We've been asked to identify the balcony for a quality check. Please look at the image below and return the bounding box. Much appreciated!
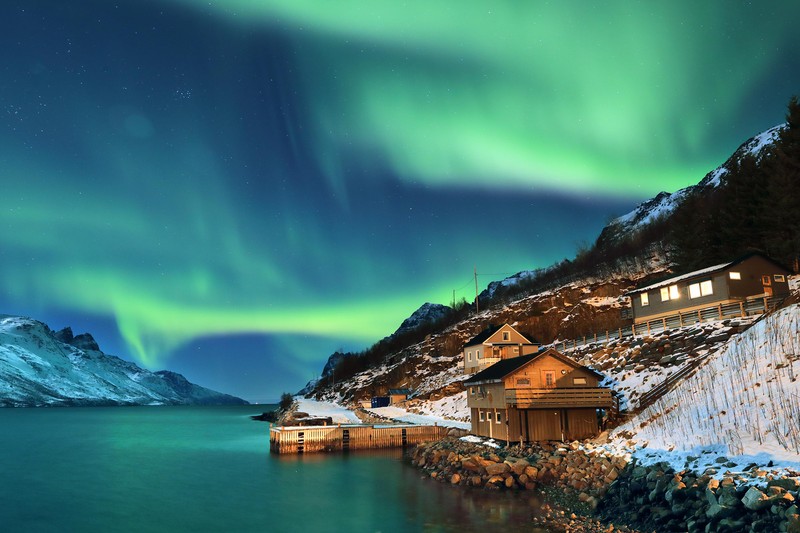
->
[505,388,613,409]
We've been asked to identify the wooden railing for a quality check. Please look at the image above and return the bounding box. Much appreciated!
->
[505,387,614,408]
[555,296,783,352]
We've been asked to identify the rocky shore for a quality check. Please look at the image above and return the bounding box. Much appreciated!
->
[412,437,800,533]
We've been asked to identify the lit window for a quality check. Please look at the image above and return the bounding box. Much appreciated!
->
[689,283,701,299]
[573,377,587,385]
[479,410,484,422]
[762,276,771,286]
[700,280,713,296]
[496,412,502,424]
[729,272,741,280]
[660,285,679,301]
[502,331,510,341]
[641,293,649,306]
[775,274,786,282]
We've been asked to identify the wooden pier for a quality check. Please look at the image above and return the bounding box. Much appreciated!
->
[269,424,448,454]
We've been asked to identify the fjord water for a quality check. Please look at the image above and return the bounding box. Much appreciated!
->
[0,405,546,532]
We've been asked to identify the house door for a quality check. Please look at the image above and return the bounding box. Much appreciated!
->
[762,275,773,297]
[526,410,562,441]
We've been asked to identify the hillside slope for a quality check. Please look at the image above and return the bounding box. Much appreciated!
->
[0,315,247,407]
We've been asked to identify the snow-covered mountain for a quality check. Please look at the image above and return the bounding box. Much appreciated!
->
[0,315,247,407]
[598,124,785,245]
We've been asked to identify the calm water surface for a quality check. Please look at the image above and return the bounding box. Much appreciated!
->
[0,405,548,532]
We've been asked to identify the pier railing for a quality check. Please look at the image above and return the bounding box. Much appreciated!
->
[269,424,448,454]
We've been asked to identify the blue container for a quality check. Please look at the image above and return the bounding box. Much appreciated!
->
[370,397,390,408]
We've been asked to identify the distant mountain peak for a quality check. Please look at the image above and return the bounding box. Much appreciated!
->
[0,315,247,407]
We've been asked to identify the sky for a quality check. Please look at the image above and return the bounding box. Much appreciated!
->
[1,1,798,403]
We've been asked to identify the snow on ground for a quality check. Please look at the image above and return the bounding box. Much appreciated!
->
[294,397,361,424]
[581,296,623,308]
[611,304,800,474]
[412,391,469,422]
[366,406,471,430]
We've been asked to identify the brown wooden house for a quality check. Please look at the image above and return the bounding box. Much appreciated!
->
[462,323,539,375]
[627,252,791,324]
[463,348,613,442]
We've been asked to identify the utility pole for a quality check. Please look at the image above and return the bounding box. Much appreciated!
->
[474,266,479,313]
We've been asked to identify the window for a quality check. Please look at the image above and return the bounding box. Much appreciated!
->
[476,350,481,359]
[502,331,510,341]
[729,272,741,280]
[775,274,786,282]
[688,280,713,299]
[573,377,587,385]
[661,285,679,301]
[641,293,649,306]
[479,410,484,422]
[701,280,713,296]
[513,347,519,353]
[470,387,475,396]
[762,276,772,286]
[516,378,530,386]
[467,351,472,362]
[496,412,502,424]
[543,370,556,387]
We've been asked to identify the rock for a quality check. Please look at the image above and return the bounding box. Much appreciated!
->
[485,463,511,476]
[771,478,800,491]
[450,473,461,484]
[743,486,771,511]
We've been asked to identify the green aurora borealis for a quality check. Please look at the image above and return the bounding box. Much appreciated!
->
[1,1,798,400]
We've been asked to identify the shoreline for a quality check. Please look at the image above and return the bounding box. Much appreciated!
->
[412,436,800,533]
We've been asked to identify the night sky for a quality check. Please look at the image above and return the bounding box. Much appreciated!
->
[1,1,798,402]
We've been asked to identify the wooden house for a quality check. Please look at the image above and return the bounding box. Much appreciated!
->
[388,389,412,405]
[627,252,791,325]
[463,348,613,442]
[462,323,539,375]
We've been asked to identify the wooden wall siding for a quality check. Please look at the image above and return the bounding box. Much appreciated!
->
[471,407,601,442]
[565,408,599,440]
[469,408,508,440]
[502,354,599,389]
[483,325,531,346]
[727,255,791,299]
[526,410,563,441]
[269,424,447,454]
[467,383,507,409]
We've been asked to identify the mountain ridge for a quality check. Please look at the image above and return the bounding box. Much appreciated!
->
[0,314,247,407]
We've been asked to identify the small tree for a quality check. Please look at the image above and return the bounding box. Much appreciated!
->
[279,392,293,411]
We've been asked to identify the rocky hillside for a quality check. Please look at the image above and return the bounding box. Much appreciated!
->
[309,276,646,405]
[0,314,247,407]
